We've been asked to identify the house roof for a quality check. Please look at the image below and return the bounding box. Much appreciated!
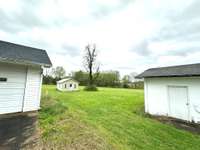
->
[0,40,52,67]
[57,78,79,84]
[136,63,200,78]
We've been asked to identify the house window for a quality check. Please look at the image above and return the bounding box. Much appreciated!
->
[65,84,67,88]
[74,84,76,88]
[70,84,72,87]
[0,78,7,82]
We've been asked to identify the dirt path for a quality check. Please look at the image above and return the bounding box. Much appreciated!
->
[0,112,39,150]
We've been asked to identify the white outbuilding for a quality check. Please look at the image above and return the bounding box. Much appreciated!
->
[137,63,200,123]
[57,78,79,91]
[0,40,52,115]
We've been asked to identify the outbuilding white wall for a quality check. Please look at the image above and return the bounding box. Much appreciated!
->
[0,62,42,114]
[23,66,42,112]
[57,80,79,91]
[144,77,200,123]
[0,63,26,114]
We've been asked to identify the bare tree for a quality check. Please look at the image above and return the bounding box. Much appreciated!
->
[83,44,100,86]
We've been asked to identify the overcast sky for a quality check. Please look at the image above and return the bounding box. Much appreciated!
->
[0,0,199,76]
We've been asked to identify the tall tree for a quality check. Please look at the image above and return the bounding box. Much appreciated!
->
[83,44,100,88]
[96,71,120,87]
[52,66,66,79]
[72,70,89,85]
[122,75,131,88]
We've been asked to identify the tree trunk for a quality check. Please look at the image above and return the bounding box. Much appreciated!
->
[89,64,93,85]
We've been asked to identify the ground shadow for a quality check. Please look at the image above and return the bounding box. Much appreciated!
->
[0,112,38,150]
[133,106,200,134]
[152,115,200,134]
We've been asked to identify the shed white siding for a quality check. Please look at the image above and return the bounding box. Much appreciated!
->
[144,77,200,123]
[0,62,43,114]
[23,66,42,112]
[0,63,26,114]
[57,79,79,91]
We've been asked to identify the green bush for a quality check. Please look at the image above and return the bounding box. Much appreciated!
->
[84,85,98,91]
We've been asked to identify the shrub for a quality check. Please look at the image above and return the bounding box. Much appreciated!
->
[84,85,98,91]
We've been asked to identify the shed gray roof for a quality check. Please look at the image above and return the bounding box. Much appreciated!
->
[57,78,79,84]
[0,40,52,67]
[136,63,200,78]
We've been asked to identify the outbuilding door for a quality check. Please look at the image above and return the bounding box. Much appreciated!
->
[0,63,26,114]
[168,86,189,121]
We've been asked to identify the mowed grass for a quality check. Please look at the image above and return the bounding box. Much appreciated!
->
[38,85,200,150]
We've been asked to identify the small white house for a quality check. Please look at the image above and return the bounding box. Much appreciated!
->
[137,63,200,123]
[57,78,79,91]
[0,40,52,115]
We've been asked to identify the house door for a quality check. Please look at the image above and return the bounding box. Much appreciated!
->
[69,83,73,90]
[168,86,189,121]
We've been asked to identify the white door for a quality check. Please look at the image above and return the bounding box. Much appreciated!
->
[23,67,42,112]
[69,83,73,90]
[168,86,189,121]
[0,63,26,114]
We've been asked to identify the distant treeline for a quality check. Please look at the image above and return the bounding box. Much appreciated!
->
[73,70,121,87]
[43,76,60,85]
[43,70,144,89]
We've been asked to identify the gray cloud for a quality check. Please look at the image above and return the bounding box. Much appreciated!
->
[0,0,69,33]
[166,46,200,57]
[155,0,200,42]
[170,0,200,22]
[132,0,200,58]
[59,44,80,57]
[90,0,132,18]
[0,0,133,33]
[0,1,45,33]
[155,20,200,42]
[131,40,151,56]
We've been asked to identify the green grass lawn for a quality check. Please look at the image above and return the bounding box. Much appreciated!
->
[39,85,200,150]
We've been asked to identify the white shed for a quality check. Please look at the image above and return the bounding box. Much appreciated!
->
[57,78,79,91]
[137,63,200,123]
[0,40,52,115]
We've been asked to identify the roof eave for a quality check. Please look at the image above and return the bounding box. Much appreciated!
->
[135,74,144,79]
[137,74,200,78]
[57,78,79,84]
[0,57,52,67]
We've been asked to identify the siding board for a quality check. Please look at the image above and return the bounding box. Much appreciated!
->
[23,66,42,112]
[0,62,42,114]
[145,77,200,123]
[0,63,26,114]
